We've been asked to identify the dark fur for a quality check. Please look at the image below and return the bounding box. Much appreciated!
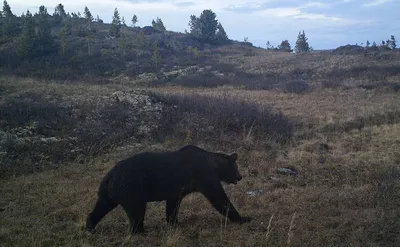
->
[86,145,250,234]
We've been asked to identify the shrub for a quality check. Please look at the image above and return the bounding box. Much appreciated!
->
[283,80,310,94]
[150,92,294,144]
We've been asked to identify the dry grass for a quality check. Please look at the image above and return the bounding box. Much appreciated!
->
[150,86,400,129]
[1,75,399,246]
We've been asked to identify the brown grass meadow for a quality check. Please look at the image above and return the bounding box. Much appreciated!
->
[1,50,400,247]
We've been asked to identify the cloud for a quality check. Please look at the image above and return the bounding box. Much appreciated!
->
[363,0,393,7]
[299,2,331,9]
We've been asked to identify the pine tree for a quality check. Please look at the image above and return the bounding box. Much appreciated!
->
[86,30,93,55]
[266,41,273,49]
[96,15,103,23]
[371,41,377,48]
[366,40,370,48]
[131,14,138,27]
[278,40,292,52]
[71,12,78,19]
[54,3,67,18]
[36,6,51,41]
[17,10,35,58]
[121,16,126,26]
[2,0,18,37]
[388,35,396,49]
[109,8,121,37]
[152,42,162,69]
[35,5,54,54]
[188,15,201,37]
[84,6,93,22]
[215,22,228,42]
[152,17,166,31]
[189,9,220,42]
[295,30,310,53]
[58,25,68,56]
[199,9,218,41]
[119,33,128,56]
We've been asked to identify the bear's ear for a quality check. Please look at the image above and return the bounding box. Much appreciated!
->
[229,153,238,161]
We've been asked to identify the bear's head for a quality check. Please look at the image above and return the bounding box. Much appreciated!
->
[214,152,243,185]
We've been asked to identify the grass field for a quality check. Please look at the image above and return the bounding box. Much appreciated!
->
[1,66,400,246]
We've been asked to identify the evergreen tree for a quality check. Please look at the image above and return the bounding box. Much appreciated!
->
[131,14,138,27]
[35,5,54,54]
[295,30,310,53]
[366,40,370,48]
[199,9,218,41]
[266,41,273,49]
[215,22,228,42]
[188,14,201,37]
[54,3,67,18]
[152,17,166,31]
[71,12,79,19]
[17,10,35,58]
[96,15,103,23]
[2,0,18,37]
[109,8,121,37]
[388,35,396,49]
[86,30,93,55]
[278,40,292,52]
[152,42,162,69]
[58,25,68,56]
[122,16,126,26]
[84,6,93,22]
[371,41,377,48]
[189,9,221,42]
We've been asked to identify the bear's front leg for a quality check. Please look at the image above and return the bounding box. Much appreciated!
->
[166,197,183,226]
[121,201,147,234]
[200,177,251,223]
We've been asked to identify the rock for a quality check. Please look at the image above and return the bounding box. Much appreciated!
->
[246,189,264,197]
[40,137,61,143]
[109,90,164,139]
[276,167,298,176]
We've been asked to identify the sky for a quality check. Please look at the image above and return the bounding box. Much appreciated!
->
[5,0,400,50]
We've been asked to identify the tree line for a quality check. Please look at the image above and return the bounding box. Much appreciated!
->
[0,0,397,65]
[0,1,230,56]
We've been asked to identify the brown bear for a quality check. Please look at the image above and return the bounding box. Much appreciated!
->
[85,145,251,235]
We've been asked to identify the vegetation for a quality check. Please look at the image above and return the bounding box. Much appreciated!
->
[277,40,292,52]
[152,17,166,32]
[295,30,311,53]
[188,9,229,44]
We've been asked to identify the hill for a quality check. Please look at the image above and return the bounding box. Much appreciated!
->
[1,2,399,92]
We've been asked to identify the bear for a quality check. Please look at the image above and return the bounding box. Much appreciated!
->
[85,145,251,235]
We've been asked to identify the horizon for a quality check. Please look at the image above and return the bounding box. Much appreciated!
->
[5,0,400,50]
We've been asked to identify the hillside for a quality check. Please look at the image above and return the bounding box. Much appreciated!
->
[1,3,399,92]
[1,76,400,246]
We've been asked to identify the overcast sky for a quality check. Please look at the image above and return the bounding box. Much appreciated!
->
[6,0,400,49]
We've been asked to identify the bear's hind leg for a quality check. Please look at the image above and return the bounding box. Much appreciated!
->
[86,195,118,233]
[166,197,183,226]
[121,201,147,235]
